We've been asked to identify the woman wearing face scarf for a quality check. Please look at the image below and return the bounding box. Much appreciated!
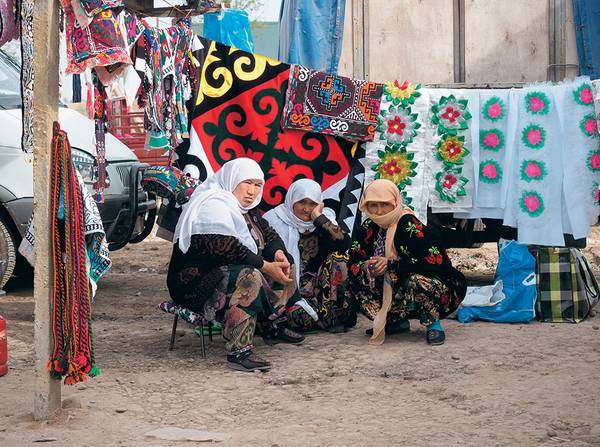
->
[263,179,353,332]
[168,158,304,372]
[346,179,466,346]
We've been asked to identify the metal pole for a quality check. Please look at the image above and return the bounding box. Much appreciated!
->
[32,0,62,421]
[453,0,466,83]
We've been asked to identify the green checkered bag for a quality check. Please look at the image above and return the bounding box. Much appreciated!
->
[535,248,600,323]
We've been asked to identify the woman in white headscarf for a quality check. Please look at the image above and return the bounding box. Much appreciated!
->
[263,179,352,332]
[346,179,466,346]
[168,158,304,372]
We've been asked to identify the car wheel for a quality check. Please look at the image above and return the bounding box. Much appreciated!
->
[0,215,17,290]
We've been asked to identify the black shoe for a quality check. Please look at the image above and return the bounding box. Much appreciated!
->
[365,320,410,336]
[426,329,446,346]
[263,327,305,345]
[227,350,271,372]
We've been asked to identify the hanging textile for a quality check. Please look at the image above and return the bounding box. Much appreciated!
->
[92,76,109,202]
[363,81,430,223]
[427,89,476,212]
[72,73,82,103]
[203,8,254,53]
[69,0,123,29]
[282,64,384,141]
[47,122,100,385]
[455,89,516,220]
[278,0,345,74]
[558,78,600,239]
[188,37,357,214]
[64,8,131,74]
[20,0,34,157]
[19,170,112,297]
[506,85,565,246]
[0,0,19,47]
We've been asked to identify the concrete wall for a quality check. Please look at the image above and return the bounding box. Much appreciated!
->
[339,0,580,84]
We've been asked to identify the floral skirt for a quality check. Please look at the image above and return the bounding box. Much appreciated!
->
[354,273,463,326]
[286,252,354,331]
[174,264,277,353]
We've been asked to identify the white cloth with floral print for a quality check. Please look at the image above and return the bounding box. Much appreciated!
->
[425,89,476,213]
[363,81,431,224]
[557,77,600,239]
[504,84,565,246]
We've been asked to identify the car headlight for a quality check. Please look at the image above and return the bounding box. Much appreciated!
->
[71,148,102,184]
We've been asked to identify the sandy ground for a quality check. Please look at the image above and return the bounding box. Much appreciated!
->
[1,228,599,446]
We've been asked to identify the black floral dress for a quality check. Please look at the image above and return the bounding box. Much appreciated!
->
[346,214,466,326]
[285,215,354,331]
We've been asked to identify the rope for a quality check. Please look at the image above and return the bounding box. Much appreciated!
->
[47,123,99,385]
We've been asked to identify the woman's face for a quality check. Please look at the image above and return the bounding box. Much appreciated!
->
[293,198,319,222]
[233,179,263,207]
[366,200,394,217]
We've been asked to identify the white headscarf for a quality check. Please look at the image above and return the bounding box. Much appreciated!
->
[263,179,337,284]
[174,158,264,254]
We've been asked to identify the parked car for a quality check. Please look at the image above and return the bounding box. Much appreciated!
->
[0,50,156,289]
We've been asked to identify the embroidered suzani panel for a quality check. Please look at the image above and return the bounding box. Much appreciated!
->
[282,65,384,141]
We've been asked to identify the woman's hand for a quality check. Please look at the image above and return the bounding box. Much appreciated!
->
[310,202,325,220]
[274,250,291,277]
[261,261,294,285]
[366,256,388,276]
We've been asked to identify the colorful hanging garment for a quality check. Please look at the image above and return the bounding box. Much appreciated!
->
[363,81,430,223]
[47,122,100,385]
[20,0,34,157]
[64,8,131,74]
[0,0,19,47]
[506,84,565,246]
[427,89,476,212]
[558,78,600,239]
[188,38,357,215]
[282,64,384,141]
[18,170,112,296]
[92,76,109,202]
[69,0,123,29]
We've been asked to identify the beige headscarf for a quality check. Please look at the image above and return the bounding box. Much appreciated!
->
[359,179,414,345]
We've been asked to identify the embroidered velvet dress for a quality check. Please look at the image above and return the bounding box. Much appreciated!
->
[346,214,467,326]
[285,214,354,331]
[167,208,296,354]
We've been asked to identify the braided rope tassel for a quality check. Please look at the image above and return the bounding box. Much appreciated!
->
[47,123,98,385]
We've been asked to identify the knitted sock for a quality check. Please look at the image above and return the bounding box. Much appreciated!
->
[427,320,443,332]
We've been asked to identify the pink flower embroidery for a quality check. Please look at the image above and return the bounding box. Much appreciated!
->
[580,87,593,105]
[524,194,541,213]
[585,118,597,136]
[591,153,600,170]
[482,163,498,179]
[525,162,542,178]
[528,96,545,113]
[527,128,542,146]
[487,103,502,119]
[483,132,500,149]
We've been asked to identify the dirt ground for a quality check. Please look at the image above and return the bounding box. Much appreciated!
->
[1,228,599,446]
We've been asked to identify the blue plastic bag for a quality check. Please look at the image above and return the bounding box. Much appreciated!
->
[203,9,254,53]
[457,240,536,323]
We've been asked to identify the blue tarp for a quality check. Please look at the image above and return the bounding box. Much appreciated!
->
[278,0,345,74]
[572,0,600,79]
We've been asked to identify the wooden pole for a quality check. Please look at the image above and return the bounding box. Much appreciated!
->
[32,0,62,420]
